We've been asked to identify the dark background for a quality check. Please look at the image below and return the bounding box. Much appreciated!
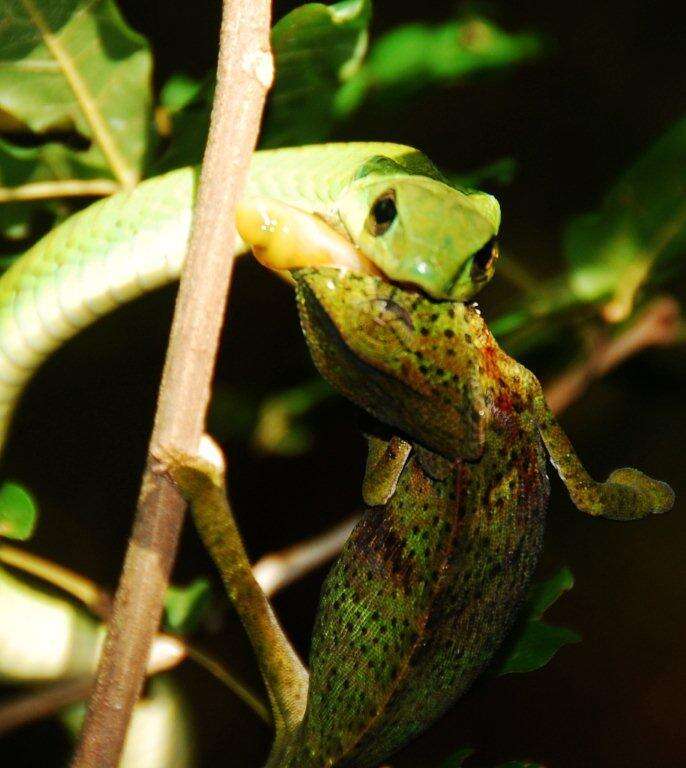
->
[3,1,686,766]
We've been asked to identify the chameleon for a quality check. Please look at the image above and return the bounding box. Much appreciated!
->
[260,267,673,767]
[0,142,673,765]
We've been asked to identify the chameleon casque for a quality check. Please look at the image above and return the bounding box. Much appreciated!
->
[0,143,673,766]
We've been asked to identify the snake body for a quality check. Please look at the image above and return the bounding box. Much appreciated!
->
[0,143,461,447]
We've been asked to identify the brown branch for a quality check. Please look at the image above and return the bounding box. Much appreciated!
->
[545,296,681,415]
[70,2,273,766]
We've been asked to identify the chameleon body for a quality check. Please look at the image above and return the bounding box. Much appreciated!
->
[278,270,549,767]
[0,143,498,448]
[268,269,672,767]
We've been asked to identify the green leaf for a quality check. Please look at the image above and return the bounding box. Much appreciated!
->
[159,73,205,115]
[336,16,543,115]
[0,0,153,184]
[164,577,212,635]
[566,116,686,320]
[0,481,38,540]
[496,568,581,675]
[262,0,371,147]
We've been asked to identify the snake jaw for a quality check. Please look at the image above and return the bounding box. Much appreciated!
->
[236,196,381,277]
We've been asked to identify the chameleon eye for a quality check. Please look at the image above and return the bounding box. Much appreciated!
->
[367,190,397,236]
[471,237,499,278]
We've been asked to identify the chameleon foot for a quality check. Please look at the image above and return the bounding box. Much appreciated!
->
[601,467,675,520]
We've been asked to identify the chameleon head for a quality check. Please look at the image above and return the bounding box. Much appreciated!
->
[335,156,501,301]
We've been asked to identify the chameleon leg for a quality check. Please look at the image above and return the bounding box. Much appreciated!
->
[159,437,309,742]
[530,390,674,520]
[362,433,412,506]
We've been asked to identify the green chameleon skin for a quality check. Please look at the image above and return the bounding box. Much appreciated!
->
[267,268,674,768]
[0,143,498,448]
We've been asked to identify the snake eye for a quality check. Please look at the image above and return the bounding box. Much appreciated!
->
[471,237,499,279]
[367,190,397,236]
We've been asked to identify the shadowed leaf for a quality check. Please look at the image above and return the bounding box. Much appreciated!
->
[565,116,686,320]
[496,568,581,675]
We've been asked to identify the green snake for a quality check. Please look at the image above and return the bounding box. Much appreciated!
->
[0,143,499,448]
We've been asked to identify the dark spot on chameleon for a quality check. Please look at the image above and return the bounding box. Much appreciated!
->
[371,610,380,621]
[415,349,424,359]
[435,367,445,376]
[360,625,368,635]
[464,332,472,343]
[448,307,455,318]
[419,364,429,374]
[346,621,354,631]
[444,328,455,338]
[446,348,455,356]
[420,327,429,336]
[430,313,439,321]
[412,524,420,534]
[422,503,429,511]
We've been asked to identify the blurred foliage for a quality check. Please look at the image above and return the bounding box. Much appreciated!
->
[335,16,543,115]
[0,481,37,540]
[164,577,212,635]
[62,675,197,768]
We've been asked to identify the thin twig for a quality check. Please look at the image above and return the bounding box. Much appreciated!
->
[545,296,681,415]
[254,515,359,597]
[71,2,273,765]
[0,179,119,203]
[185,645,271,724]
[0,544,112,619]
[0,676,93,736]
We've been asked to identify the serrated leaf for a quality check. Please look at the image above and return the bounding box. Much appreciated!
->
[164,578,212,635]
[335,16,543,115]
[566,116,686,320]
[0,0,153,184]
[496,568,581,675]
[0,481,38,540]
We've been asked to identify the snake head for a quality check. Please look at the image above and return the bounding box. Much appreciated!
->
[336,156,500,301]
